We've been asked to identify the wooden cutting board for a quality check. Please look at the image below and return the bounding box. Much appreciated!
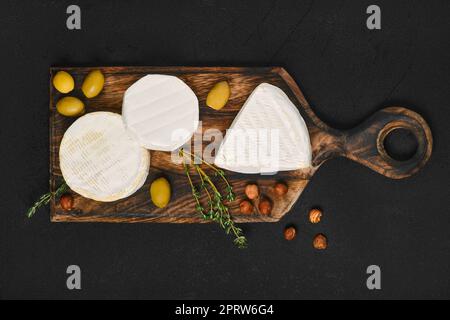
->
[49,66,433,223]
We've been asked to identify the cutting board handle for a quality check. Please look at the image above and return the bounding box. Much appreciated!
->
[313,106,433,179]
[339,106,432,179]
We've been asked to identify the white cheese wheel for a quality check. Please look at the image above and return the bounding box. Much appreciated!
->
[59,112,150,202]
[122,74,199,151]
[214,83,312,174]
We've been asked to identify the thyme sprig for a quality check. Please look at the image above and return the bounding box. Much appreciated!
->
[183,160,203,215]
[180,149,235,202]
[26,182,68,218]
[179,149,247,248]
[195,165,214,219]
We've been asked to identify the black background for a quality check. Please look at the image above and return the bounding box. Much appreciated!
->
[0,0,449,300]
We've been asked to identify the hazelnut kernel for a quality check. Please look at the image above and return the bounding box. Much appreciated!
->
[309,208,322,224]
[284,226,296,241]
[245,184,259,200]
[60,193,74,211]
[274,182,288,196]
[239,200,254,215]
[258,197,272,215]
[313,233,327,250]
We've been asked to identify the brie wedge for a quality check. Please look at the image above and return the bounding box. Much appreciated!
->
[59,112,150,202]
[122,74,199,151]
[214,83,312,174]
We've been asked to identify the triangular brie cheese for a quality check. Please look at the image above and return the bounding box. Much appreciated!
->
[214,83,312,174]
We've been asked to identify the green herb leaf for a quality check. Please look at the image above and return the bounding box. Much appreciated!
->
[27,182,68,218]
[179,149,247,248]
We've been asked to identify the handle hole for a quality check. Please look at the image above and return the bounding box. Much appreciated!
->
[383,128,418,161]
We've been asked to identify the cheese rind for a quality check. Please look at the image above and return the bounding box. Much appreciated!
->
[214,83,312,174]
[59,112,150,202]
[122,75,199,151]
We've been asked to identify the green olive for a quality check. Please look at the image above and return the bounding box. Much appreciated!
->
[53,71,75,94]
[56,96,85,117]
[150,177,171,208]
[82,70,105,98]
[206,81,230,110]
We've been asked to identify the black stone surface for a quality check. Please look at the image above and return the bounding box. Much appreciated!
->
[0,0,449,299]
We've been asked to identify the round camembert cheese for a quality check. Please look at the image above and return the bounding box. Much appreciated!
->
[59,112,150,202]
[122,74,199,151]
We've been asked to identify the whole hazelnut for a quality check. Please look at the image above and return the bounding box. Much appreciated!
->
[309,208,322,224]
[60,193,74,211]
[239,200,254,215]
[284,226,296,241]
[313,233,327,250]
[245,184,259,200]
[258,197,272,215]
[274,182,288,196]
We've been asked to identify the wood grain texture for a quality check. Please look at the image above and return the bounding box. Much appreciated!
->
[49,66,433,223]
